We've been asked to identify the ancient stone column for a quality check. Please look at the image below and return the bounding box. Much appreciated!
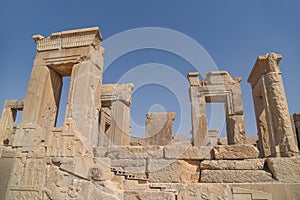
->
[248,53,298,157]
[188,72,208,146]
[111,84,134,146]
[0,100,23,145]
[145,112,176,146]
[293,113,300,150]
[97,107,112,147]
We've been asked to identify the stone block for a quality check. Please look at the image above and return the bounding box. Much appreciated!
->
[111,158,146,168]
[213,145,259,160]
[148,159,199,183]
[124,166,147,174]
[125,191,175,200]
[105,146,164,159]
[93,147,108,157]
[200,170,274,183]
[200,159,265,170]
[60,156,111,181]
[163,145,212,160]
[266,156,300,182]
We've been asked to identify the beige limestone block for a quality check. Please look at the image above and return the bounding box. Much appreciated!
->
[200,170,274,183]
[200,159,265,170]
[266,156,300,182]
[148,159,199,183]
[124,191,175,200]
[213,145,259,160]
[163,145,212,160]
[59,155,111,181]
[111,159,147,174]
[226,114,246,144]
[104,146,164,159]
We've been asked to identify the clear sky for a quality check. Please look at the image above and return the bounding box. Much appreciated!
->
[0,0,299,139]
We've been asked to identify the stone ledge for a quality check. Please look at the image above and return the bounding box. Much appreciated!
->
[200,159,265,170]
[213,144,259,160]
[164,145,212,160]
[124,191,175,200]
[148,159,200,183]
[94,146,164,159]
[200,170,274,183]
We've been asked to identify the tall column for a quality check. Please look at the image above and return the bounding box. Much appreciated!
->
[13,67,62,147]
[188,72,208,146]
[111,84,134,146]
[66,52,103,149]
[248,53,298,157]
[226,82,246,145]
[253,96,271,157]
[97,107,112,147]
[293,113,300,150]
[0,100,23,145]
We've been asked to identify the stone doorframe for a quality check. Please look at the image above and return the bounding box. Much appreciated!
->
[188,71,246,146]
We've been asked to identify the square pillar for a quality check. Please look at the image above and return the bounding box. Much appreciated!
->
[145,112,176,146]
[293,113,300,150]
[248,53,298,157]
[110,84,134,146]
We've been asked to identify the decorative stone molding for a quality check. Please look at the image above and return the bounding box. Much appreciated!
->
[33,27,102,51]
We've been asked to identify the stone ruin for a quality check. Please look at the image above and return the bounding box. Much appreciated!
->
[0,27,300,200]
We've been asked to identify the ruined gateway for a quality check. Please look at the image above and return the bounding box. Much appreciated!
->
[0,27,300,200]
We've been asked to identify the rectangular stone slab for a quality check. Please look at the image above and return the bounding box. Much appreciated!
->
[200,159,265,170]
[200,170,274,183]
[213,145,259,160]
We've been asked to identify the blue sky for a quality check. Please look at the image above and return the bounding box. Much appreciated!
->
[0,1,299,138]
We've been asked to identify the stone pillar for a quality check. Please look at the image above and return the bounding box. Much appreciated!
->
[248,53,298,157]
[0,100,23,145]
[111,84,134,146]
[225,80,246,145]
[188,72,208,146]
[97,107,112,147]
[293,113,300,150]
[13,67,62,147]
[253,96,271,157]
[145,112,176,146]
[66,54,103,149]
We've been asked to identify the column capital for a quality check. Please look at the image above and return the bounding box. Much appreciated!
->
[248,52,282,87]
[187,72,200,86]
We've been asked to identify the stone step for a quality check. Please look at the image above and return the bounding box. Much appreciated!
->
[111,167,149,182]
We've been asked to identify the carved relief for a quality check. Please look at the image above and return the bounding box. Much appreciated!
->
[248,53,299,157]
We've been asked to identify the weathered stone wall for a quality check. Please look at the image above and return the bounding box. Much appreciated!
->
[1,27,300,200]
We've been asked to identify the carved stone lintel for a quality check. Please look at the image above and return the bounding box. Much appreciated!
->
[33,27,102,51]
